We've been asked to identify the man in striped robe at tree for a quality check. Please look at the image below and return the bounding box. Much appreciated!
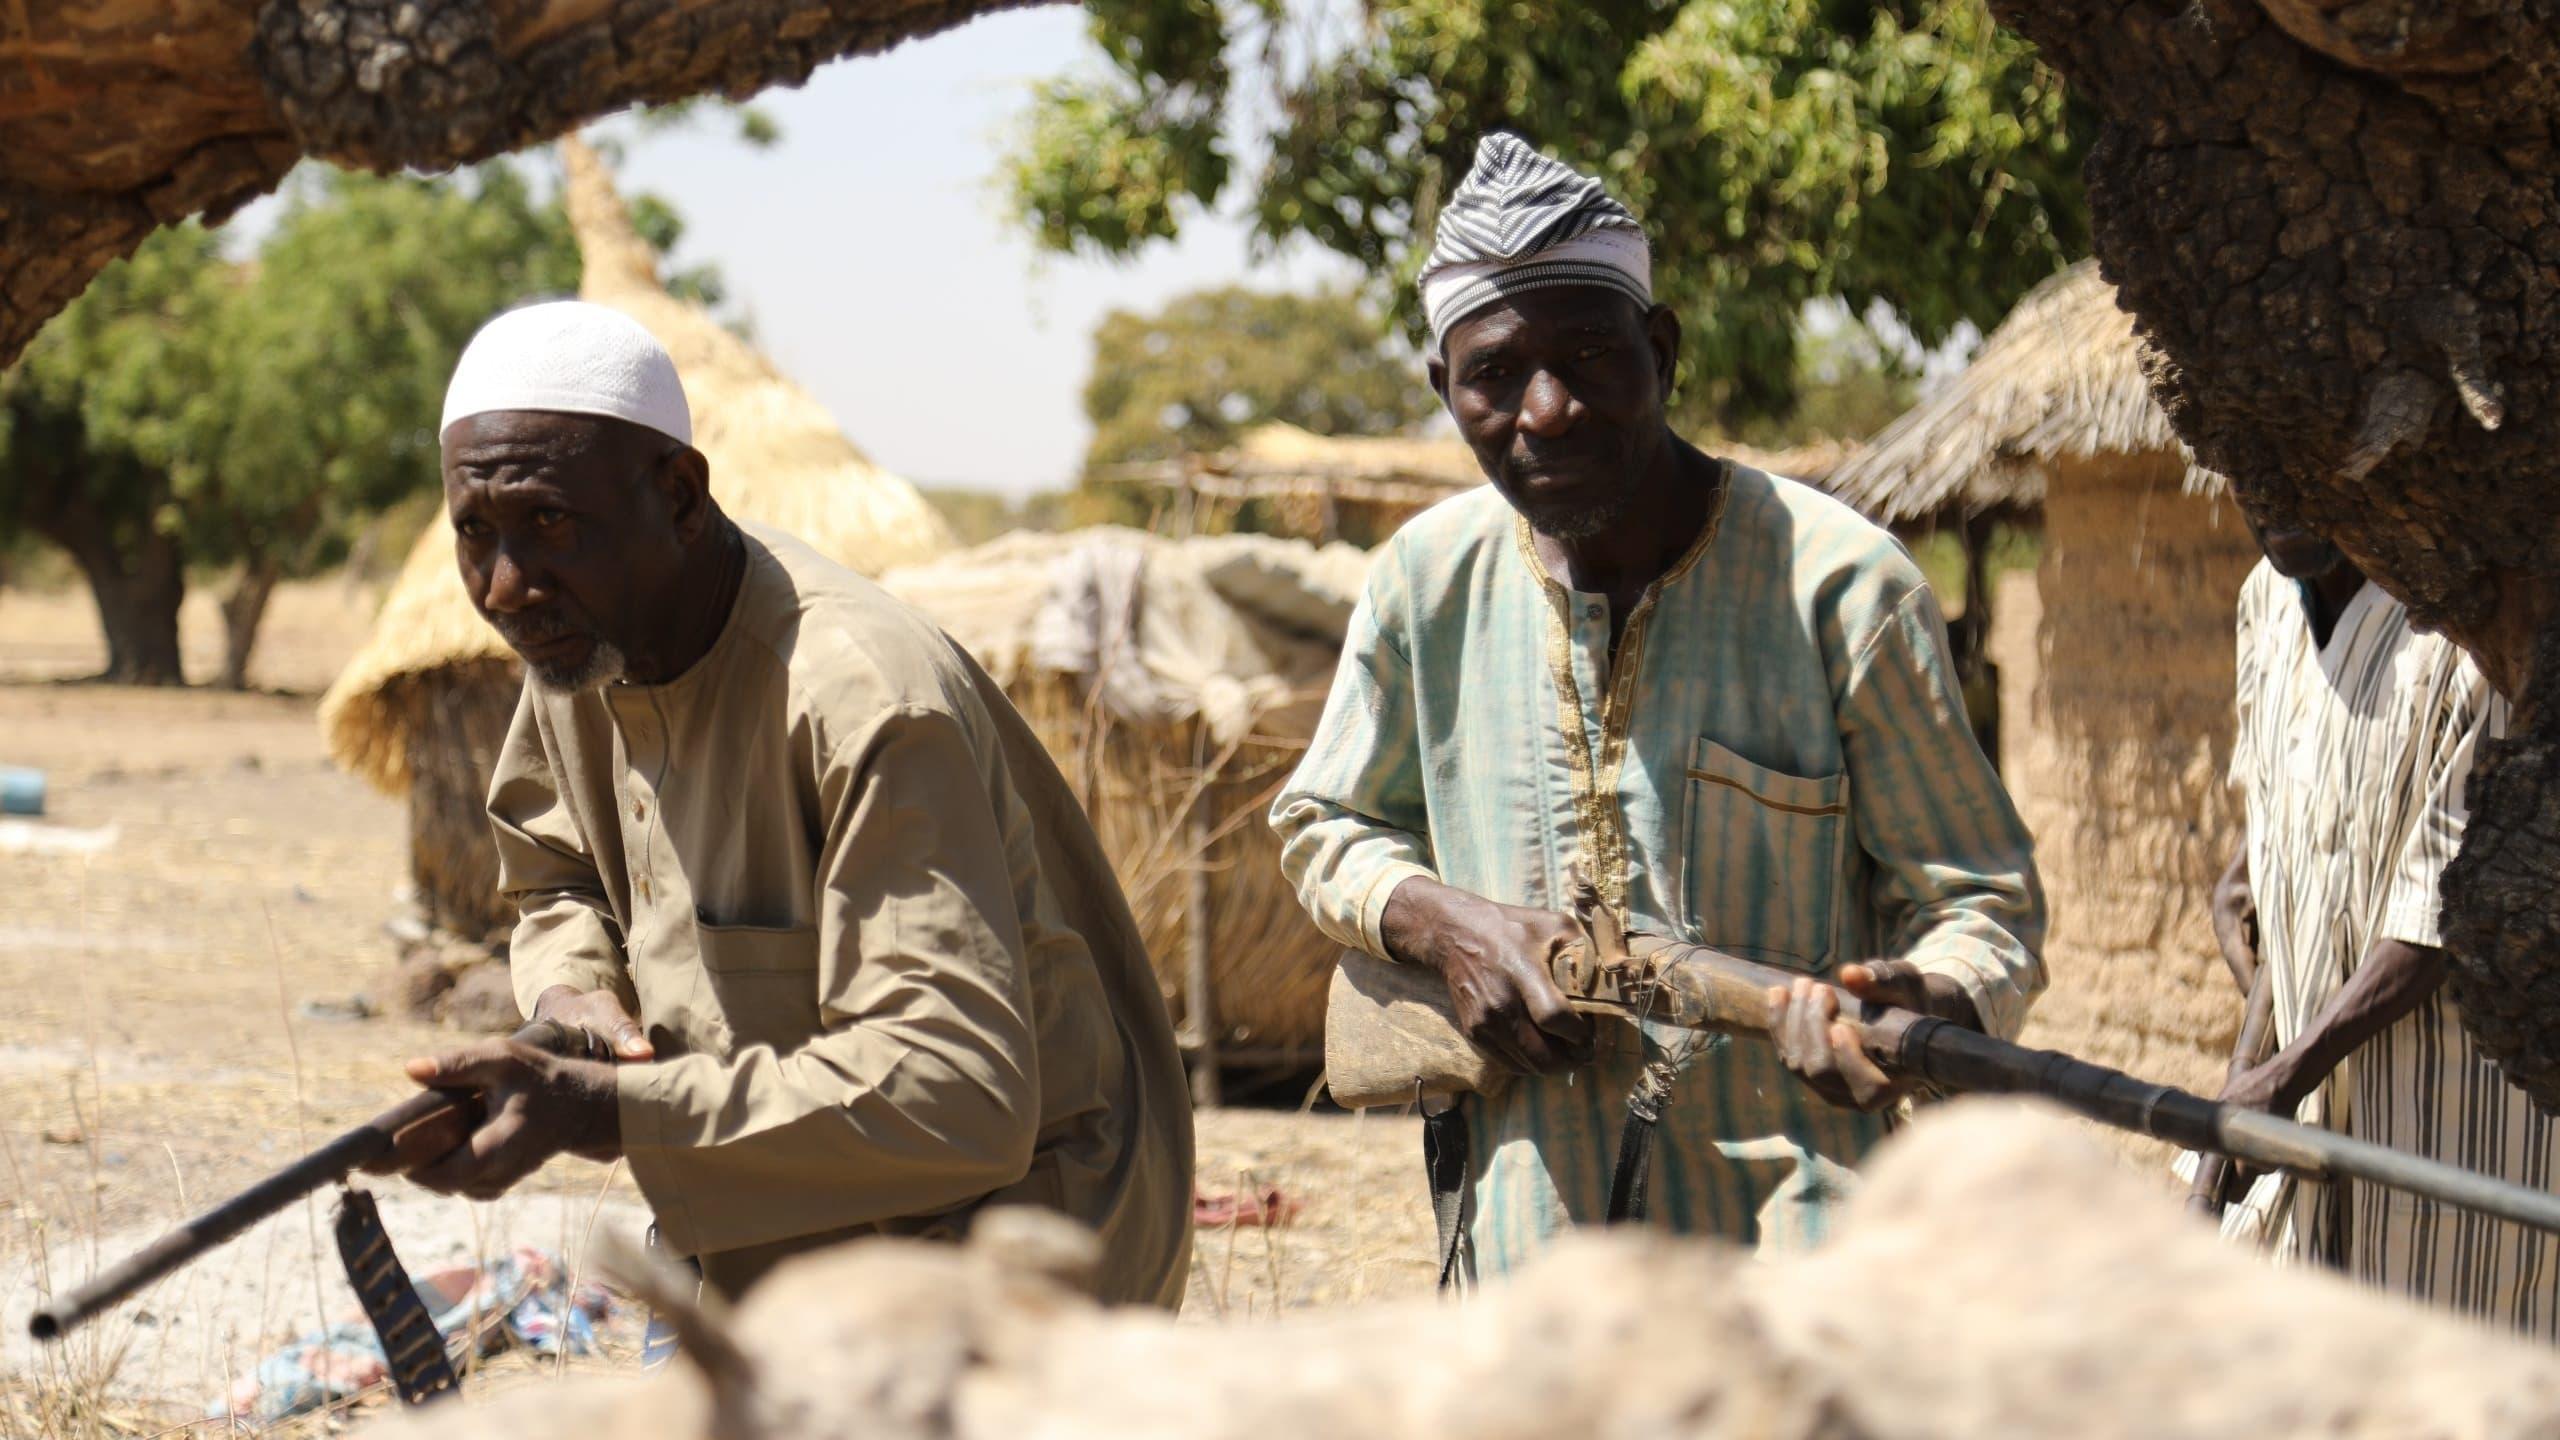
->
[2201,501,2560,1335]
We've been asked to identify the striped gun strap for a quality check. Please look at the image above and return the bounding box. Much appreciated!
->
[334,1188,460,1408]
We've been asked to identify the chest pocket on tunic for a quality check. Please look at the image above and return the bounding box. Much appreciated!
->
[692,919,822,1056]
[1680,737,1848,973]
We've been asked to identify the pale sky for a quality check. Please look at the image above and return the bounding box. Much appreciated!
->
[595,9,1359,500]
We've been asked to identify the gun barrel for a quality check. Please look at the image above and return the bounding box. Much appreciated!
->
[1882,1014,2560,1238]
[29,1019,584,1342]
[27,1088,458,1341]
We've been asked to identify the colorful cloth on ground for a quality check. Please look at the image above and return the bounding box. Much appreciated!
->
[1272,469,2046,1275]
[222,1246,609,1422]
[2217,561,2560,1335]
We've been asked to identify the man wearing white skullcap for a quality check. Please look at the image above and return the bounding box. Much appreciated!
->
[1276,134,2045,1282]
[385,300,1193,1308]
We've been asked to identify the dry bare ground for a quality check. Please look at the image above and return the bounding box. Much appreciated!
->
[0,581,1428,1436]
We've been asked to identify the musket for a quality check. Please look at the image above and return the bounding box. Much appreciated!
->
[30,1018,603,1345]
[1324,920,2560,1239]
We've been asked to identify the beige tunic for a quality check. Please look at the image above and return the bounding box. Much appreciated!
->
[491,523,1193,1306]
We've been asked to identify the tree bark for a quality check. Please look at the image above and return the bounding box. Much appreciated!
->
[1987,0,2560,1106]
[0,0,1055,367]
[218,551,281,691]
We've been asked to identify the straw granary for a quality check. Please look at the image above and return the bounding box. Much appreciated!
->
[1826,260,2258,1123]
[319,135,953,940]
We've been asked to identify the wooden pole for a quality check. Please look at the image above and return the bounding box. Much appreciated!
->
[1184,779,1221,1107]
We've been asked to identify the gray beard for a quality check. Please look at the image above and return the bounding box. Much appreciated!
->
[525,640,629,695]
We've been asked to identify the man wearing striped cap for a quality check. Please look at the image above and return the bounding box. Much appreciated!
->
[1275,133,2045,1278]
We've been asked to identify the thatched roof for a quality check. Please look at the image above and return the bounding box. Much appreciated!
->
[319,135,955,797]
[1116,421,1856,510]
[1825,262,2221,526]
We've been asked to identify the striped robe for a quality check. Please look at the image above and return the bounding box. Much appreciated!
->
[2223,561,2560,1335]
[1273,466,2045,1276]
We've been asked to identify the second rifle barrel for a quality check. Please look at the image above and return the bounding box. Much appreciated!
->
[1888,1014,2560,1239]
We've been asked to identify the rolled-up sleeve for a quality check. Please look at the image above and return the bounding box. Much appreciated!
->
[1837,586,2047,1040]
[1269,570,1438,958]
[491,690,631,1017]
[616,704,1041,1258]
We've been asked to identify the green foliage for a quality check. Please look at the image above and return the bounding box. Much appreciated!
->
[1083,285,1434,469]
[0,224,233,552]
[1008,0,2088,427]
[202,163,580,571]
[1720,309,1918,448]
[626,98,785,150]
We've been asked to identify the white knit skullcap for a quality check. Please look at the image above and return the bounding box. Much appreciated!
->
[440,300,692,446]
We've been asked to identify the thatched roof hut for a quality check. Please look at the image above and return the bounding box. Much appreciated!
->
[318,135,953,940]
[1827,261,2257,1136]
[1115,422,1855,547]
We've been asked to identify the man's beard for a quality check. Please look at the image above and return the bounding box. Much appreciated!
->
[524,639,627,694]
[493,617,629,694]
[1516,488,1634,541]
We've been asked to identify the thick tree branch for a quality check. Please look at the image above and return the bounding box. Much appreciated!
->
[0,0,1056,364]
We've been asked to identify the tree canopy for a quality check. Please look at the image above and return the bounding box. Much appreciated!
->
[0,160,582,684]
[1083,285,1436,469]
[0,99,765,687]
[1008,0,2091,426]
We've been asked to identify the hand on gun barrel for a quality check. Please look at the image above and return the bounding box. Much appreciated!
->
[1768,962,1984,1112]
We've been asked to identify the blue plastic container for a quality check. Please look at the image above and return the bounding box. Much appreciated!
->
[0,765,44,817]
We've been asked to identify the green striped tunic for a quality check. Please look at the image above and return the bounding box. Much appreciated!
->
[1273,466,2046,1275]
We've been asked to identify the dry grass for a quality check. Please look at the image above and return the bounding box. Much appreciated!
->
[1013,677,1337,1056]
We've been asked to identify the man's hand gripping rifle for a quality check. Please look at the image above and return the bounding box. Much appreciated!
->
[1328,904,2560,1239]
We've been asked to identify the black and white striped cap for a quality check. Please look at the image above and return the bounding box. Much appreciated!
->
[1420,133,1652,350]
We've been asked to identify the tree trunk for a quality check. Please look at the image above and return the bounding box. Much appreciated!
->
[218,552,281,691]
[0,0,1055,368]
[1986,0,2560,1106]
[44,509,185,686]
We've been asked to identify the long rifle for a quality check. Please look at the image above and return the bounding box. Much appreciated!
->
[1325,925,2560,1239]
[29,1018,603,1347]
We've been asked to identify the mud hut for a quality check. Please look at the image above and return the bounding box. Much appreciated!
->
[319,136,953,944]
[1826,261,2257,1119]
[1114,422,1853,547]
